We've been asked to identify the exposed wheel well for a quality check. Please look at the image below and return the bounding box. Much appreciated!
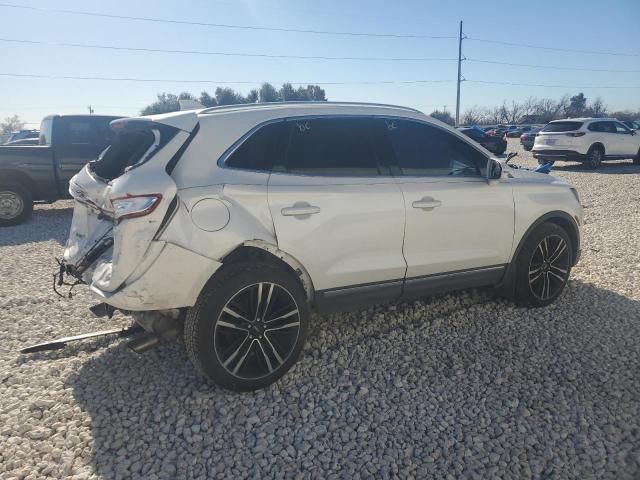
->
[221,245,312,300]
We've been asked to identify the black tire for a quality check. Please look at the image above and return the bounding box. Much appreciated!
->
[0,183,33,227]
[585,145,603,169]
[185,262,309,391]
[523,146,532,151]
[634,149,640,166]
[514,222,573,308]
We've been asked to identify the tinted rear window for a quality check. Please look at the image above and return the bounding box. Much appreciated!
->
[542,122,583,132]
[278,118,382,176]
[225,122,288,171]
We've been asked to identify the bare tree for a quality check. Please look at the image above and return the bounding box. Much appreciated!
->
[586,97,607,118]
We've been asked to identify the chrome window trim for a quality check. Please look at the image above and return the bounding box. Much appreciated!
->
[216,114,490,178]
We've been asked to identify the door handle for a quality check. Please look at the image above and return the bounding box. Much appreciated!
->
[281,202,321,217]
[412,197,442,210]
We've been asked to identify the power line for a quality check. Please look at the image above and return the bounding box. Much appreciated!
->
[1,72,636,90]
[466,36,639,57]
[0,38,458,63]
[0,3,455,40]
[467,80,638,89]
[467,58,640,73]
[0,72,455,85]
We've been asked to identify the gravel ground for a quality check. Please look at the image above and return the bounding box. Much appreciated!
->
[1,141,639,479]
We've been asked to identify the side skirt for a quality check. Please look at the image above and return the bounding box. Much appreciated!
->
[313,265,507,314]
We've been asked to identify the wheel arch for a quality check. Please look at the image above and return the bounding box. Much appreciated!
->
[513,211,580,266]
[497,211,580,298]
[220,240,315,302]
[588,142,605,154]
[0,168,37,196]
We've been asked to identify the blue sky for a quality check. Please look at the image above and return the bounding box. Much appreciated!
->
[1,0,639,127]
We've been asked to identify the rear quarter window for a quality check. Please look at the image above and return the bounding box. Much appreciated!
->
[542,122,583,132]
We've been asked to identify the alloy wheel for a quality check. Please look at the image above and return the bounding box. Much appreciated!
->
[528,235,570,300]
[0,190,24,220]
[214,282,301,380]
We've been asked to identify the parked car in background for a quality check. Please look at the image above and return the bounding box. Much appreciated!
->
[4,137,40,146]
[520,127,542,151]
[533,118,640,169]
[459,126,507,154]
[622,120,640,130]
[0,114,121,226]
[61,102,582,391]
[3,129,39,144]
[507,125,534,137]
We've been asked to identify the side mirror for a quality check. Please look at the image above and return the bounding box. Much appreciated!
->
[487,158,502,181]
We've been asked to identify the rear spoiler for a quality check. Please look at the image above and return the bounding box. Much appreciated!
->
[110,110,198,134]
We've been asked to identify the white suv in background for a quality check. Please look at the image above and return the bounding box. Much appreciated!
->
[533,118,640,169]
[62,102,583,391]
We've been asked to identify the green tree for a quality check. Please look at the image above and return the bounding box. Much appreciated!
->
[215,87,243,105]
[140,93,181,115]
[198,91,217,108]
[567,93,587,118]
[245,89,259,103]
[429,109,454,126]
[259,83,280,103]
[280,83,299,101]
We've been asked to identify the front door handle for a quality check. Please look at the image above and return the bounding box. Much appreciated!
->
[412,197,442,210]
[281,202,321,217]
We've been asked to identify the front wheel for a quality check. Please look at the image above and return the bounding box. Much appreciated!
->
[0,183,33,227]
[185,263,309,391]
[634,148,640,165]
[514,222,573,307]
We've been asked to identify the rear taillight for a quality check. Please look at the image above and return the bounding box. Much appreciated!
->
[109,194,162,221]
[566,132,586,137]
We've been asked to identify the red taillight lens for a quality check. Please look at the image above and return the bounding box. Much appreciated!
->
[566,132,586,137]
[109,194,162,221]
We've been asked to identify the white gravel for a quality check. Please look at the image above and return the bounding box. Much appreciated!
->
[1,141,639,479]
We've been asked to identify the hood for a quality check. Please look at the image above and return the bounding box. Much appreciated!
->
[502,161,571,187]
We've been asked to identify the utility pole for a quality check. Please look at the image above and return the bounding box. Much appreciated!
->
[455,20,464,127]
[87,105,94,115]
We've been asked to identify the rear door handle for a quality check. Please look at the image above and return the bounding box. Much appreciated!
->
[412,197,442,210]
[281,202,321,217]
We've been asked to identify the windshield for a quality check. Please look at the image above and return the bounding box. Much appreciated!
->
[542,121,583,132]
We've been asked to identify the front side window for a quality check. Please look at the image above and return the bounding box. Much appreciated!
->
[225,121,288,171]
[385,120,487,177]
[278,117,382,176]
[614,122,631,134]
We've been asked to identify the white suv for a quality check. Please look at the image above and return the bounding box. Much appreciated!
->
[533,118,640,169]
[62,102,583,391]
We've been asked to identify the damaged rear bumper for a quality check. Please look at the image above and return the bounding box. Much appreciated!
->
[87,241,222,311]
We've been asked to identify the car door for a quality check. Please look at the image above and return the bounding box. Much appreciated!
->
[612,121,639,157]
[267,117,407,309]
[383,119,515,297]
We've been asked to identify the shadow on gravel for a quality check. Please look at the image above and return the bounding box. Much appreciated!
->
[0,203,72,247]
[68,280,640,479]
[551,161,639,174]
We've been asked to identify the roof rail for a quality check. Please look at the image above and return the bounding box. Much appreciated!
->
[200,101,423,115]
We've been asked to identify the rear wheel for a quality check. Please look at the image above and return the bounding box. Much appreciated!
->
[185,262,309,391]
[0,183,33,227]
[585,146,603,169]
[634,148,640,165]
[514,222,573,307]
